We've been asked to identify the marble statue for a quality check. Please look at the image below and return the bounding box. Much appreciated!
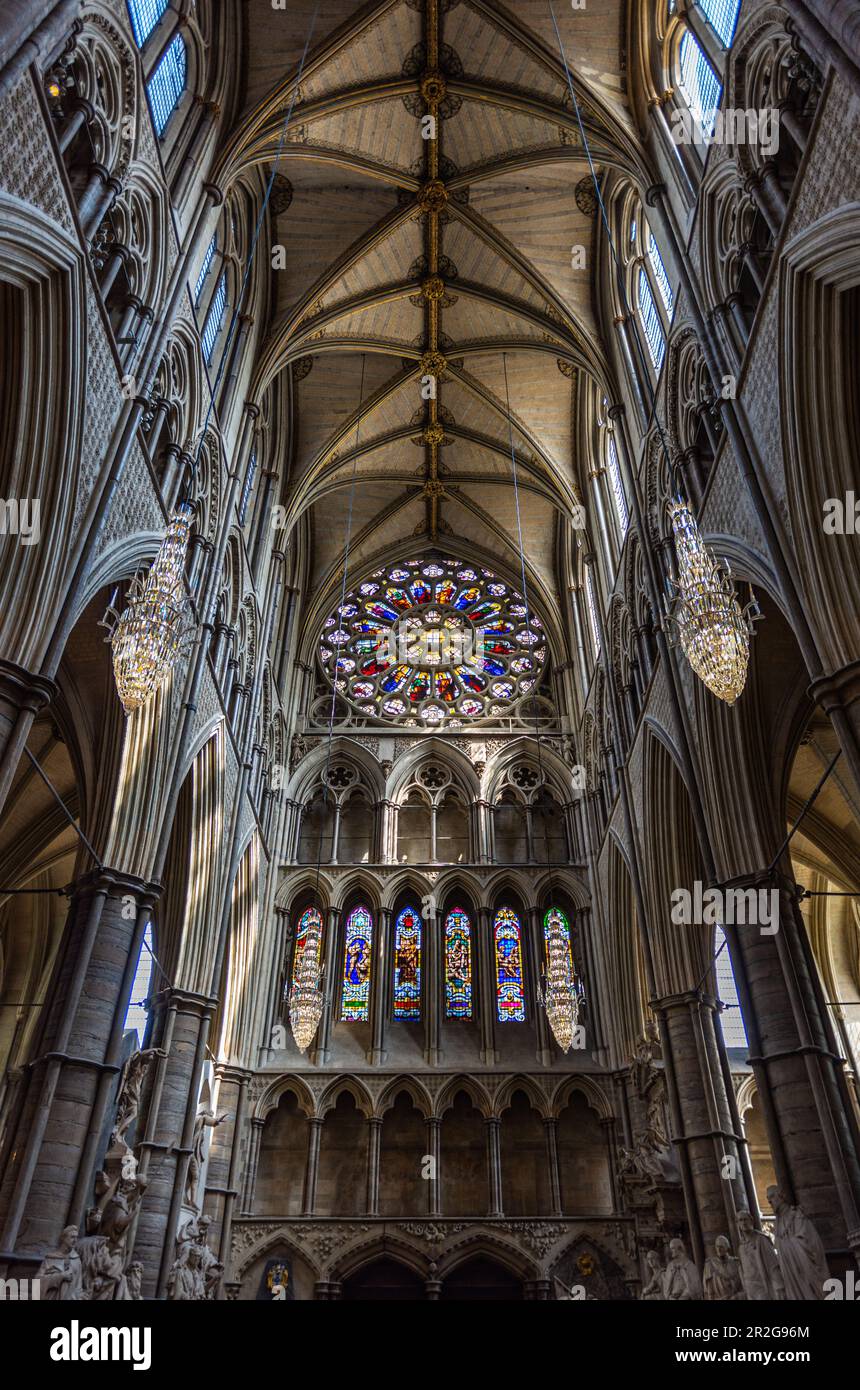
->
[173,1214,223,1300]
[113,1048,165,1145]
[737,1211,784,1300]
[36,1225,84,1300]
[125,1260,144,1301]
[167,1243,205,1301]
[767,1186,830,1299]
[662,1237,703,1300]
[640,1249,664,1300]
[703,1234,745,1300]
[184,1108,229,1210]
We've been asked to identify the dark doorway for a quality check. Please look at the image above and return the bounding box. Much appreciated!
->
[440,1257,523,1300]
[341,1258,425,1300]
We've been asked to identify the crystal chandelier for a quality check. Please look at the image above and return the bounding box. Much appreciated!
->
[542,909,584,1053]
[104,503,194,714]
[288,918,324,1054]
[665,498,761,706]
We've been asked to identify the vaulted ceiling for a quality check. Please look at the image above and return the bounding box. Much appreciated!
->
[220,0,647,638]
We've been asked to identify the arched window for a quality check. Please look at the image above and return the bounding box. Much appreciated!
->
[638,267,666,371]
[648,233,674,317]
[238,450,257,526]
[292,906,323,991]
[585,566,602,657]
[194,234,217,306]
[123,920,154,1044]
[606,431,629,535]
[127,0,168,48]
[342,905,373,1021]
[444,908,473,1018]
[700,0,741,47]
[393,905,422,1019]
[317,554,547,729]
[494,907,525,1022]
[678,31,721,136]
[544,907,573,971]
[147,32,187,137]
[201,270,227,364]
[714,925,748,1047]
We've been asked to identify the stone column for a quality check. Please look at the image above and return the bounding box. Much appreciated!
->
[426,1116,441,1216]
[365,1117,382,1216]
[241,1117,264,1213]
[0,868,158,1257]
[0,661,56,820]
[486,1117,503,1218]
[474,798,492,863]
[653,988,748,1264]
[302,1118,323,1216]
[425,903,440,1066]
[544,1117,562,1217]
[723,873,860,1257]
[202,1066,250,1274]
[600,1116,621,1212]
[368,909,391,1065]
[476,907,497,1065]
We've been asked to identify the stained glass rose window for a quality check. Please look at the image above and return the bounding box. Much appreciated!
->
[318,555,546,727]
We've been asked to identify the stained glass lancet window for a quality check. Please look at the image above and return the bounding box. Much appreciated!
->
[342,904,373,1021]
[127,0,167,48]
[494,907,525,1022]
[292,906,323,989]
[393,905,422,1019]
[543,907,573,970]
[445,908,473,1018]
[317,553,547,728]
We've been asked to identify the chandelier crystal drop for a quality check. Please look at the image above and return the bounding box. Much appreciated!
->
[543,908,584,1053]
[666,498,760,706]
[108,503,194,714]
[288,914,325,1054]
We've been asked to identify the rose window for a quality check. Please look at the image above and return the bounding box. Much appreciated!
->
[318,555,547,727]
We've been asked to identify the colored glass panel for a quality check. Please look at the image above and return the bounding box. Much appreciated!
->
[494,907,525,1022]
[393,906,421,1019]
[342,905,373,1021]
[445,909,473,1018]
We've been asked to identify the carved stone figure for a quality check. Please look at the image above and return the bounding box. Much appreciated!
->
[125,1260,144,1301]
[737,1211,784,1300]
[641,1249,664,1300]
[662,1237,703,1300]
[767,1186,830,1299]
[185,1109,229,1209]
[113,1048,165,1144]
[36,1225,84,1300]
[703,1234,745,1300]
[633,1029,659,1097]
[167,1243,205,1301]
[173,1213,223,1299]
